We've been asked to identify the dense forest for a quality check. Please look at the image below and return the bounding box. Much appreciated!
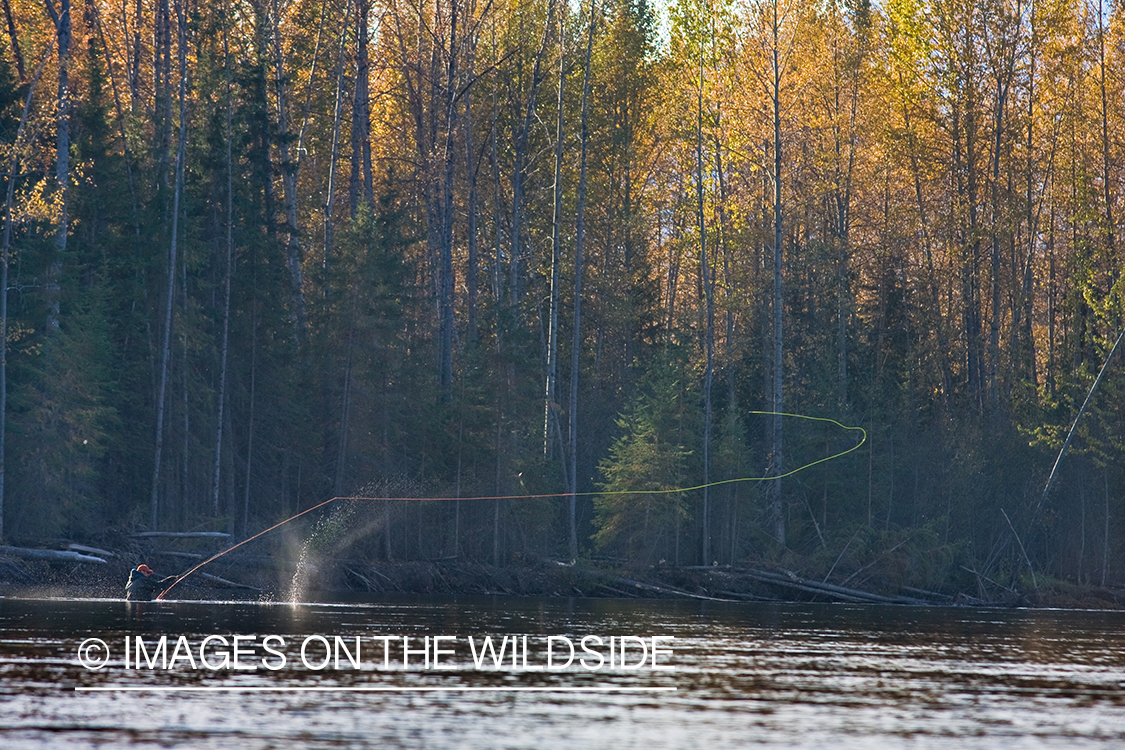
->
[0,0,1122,595]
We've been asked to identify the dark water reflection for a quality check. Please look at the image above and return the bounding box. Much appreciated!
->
[1,594,1123,748]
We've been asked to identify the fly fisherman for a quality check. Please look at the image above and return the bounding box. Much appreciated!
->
[126,564,179,601]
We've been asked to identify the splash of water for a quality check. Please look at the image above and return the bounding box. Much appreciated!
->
[284,499,357,602]
[287,540,314,604]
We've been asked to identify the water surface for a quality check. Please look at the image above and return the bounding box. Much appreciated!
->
[1,595,1123,748]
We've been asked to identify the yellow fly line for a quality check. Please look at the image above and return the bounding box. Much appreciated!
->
[597,410,868,496]
[157,411,865,599]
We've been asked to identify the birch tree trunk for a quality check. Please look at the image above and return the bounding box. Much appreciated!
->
[545,13,564,458]
[567,0,597,560]
[324,0,353,266]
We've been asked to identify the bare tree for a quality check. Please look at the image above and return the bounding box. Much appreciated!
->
[211,5,235,517]
[545,10,564,457]
[696,31,714,564]
[567,0,597,561]
[324,0,354,265]
[764,0,792,545]
[150,0,189,529]
[508,0,558,308]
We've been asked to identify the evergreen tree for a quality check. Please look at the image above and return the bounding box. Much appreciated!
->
[593,353,697,564]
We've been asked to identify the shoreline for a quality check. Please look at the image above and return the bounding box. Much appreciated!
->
[2,552,1122,609]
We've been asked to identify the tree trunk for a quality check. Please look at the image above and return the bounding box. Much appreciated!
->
[130,0,142,101]
[900,92,952,409]
[438,0,460,399]
[242,305,258,535]
[155,0,172,184]
[270,0,309,348]
[987,20,1017,413]
[212,13,234,518]
[324,0,353,266]
[1095,3,1115,257]
[768,0,785,545]
[335,318,356,495]
[465,38,480,343]
[568,0,596,561]
[508,0,557,309]
[545,13,564,459]
[150,0,188,529]
[44,0,71,332]
[696,48,713,565]
[349,0,372,217]
[90,3,141,234]
[2,0,24,81]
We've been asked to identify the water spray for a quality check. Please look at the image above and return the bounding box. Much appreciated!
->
[157,411,865,600]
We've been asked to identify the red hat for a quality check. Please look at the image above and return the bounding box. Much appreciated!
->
[137,564,154,577]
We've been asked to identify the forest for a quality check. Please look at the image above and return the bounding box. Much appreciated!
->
[0,0,1122,598]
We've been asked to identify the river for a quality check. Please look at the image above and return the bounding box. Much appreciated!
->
[1,594,1123,748]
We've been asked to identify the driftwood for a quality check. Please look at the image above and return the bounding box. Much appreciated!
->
[152,550,204,560]
[68,543,116,557]
[902,585,954,603]
[732,567,930,605]
[0,545,107,564]
[738,569,874,602]
[610,575,730,602]
[715,590,778,602]
[128,532,231,540]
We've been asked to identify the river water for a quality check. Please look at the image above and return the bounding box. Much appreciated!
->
[1,594,1123,748]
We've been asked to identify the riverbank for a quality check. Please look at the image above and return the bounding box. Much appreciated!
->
[1,542,1122,608]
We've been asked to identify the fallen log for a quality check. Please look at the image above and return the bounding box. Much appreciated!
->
[128,532,231,540]
[68,544,116,557]
[151,550,204,560]
[595,583,636,598]
[715,590,779,602]
[902,585,954,602]
[738,570,872,602]
[0,545,107,564]
[665,563,938,604]
[610,576,731,602]
[725,567,932,605]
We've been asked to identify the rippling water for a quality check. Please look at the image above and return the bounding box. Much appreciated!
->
[1,594,1123,748]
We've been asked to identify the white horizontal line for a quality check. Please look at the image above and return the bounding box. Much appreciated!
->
[75,685,677,693]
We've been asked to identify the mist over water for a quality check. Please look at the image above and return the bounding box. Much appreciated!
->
[1,595,1123,749]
